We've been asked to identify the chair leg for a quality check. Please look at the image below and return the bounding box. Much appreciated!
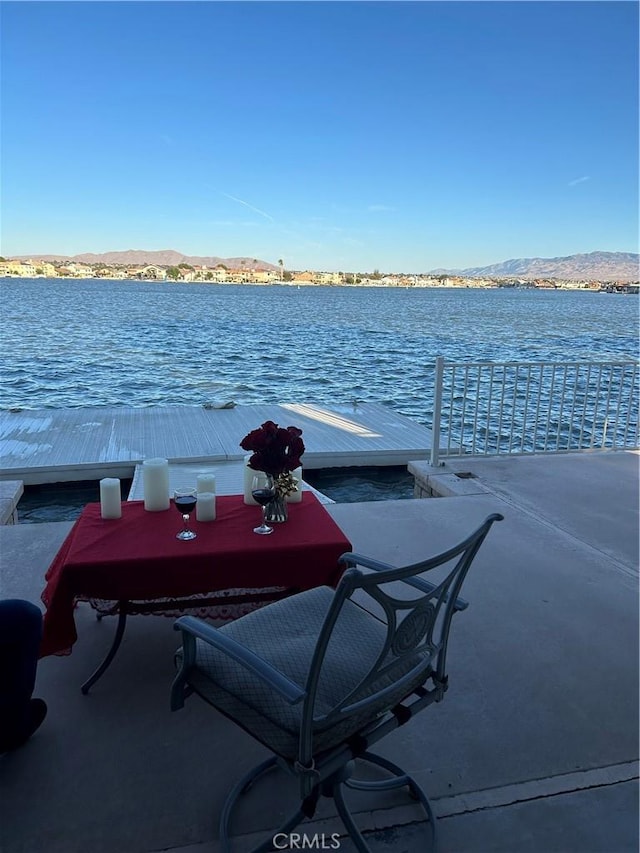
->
[250,805,309,853]
[220,756,308,853]
[219,751,436,853]
[343,751,437,849]
[333,781,371,853]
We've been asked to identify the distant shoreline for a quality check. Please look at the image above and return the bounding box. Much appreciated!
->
[1,275,637,292]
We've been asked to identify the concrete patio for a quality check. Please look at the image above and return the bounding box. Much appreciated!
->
[0,450,638,852]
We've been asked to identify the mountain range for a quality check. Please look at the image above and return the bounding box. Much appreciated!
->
[10,249,639,281]
[430,251,639,282]
[13,249,280,270]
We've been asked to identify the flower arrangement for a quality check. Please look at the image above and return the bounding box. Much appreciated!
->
[240,421,305,497]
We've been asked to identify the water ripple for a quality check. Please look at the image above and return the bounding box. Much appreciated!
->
[1,279,637,425]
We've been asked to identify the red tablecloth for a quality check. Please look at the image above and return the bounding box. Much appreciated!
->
[41,493,351,657]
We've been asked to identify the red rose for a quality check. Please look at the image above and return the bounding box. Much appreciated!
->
[240,421,305,476]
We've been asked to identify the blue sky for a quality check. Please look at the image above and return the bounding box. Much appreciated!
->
[2,1,638,272]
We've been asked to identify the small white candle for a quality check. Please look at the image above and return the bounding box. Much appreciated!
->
[197,473,216,494]
[100,478,122,519]
[143,458,170,511]
[243,455,258,505]
[196,492,216,521]
[286,466,303,503]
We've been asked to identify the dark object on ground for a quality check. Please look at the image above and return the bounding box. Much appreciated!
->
[0,599,48,754]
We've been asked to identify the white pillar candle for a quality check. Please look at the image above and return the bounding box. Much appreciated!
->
[196,492,216,521]
[243,455,258,505]
[197,473,216,494]
[286,466,303,503]
[142,457,170,511]
[100,478,122,519]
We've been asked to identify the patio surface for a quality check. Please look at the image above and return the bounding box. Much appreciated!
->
[0,450,638,852]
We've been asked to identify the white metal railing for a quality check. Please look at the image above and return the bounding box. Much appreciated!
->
[430,357,640,466]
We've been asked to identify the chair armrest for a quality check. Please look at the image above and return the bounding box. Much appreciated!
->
[339,552,468,611]
[173,616,306,705]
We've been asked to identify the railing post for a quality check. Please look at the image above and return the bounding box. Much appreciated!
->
[431,356,444,467]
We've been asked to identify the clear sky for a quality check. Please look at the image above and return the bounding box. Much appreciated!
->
[1,1,638,272]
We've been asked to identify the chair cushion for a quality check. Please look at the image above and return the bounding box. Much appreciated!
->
[176,586,428,759]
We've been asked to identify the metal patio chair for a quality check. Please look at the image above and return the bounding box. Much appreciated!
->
[171,512,503,852]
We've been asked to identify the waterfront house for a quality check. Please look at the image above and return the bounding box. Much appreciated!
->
[0,260,37,277]
[140,264,167,281]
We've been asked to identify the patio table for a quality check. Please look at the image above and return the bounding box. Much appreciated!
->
[40,493,351,691]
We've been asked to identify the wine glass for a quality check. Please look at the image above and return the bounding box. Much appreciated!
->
[174,488,197,540]
[251,472,275,535]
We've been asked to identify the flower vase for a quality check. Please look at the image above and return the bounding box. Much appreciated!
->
[265,491,288,523]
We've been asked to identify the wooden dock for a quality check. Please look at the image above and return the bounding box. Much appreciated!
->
[0,402,437,485]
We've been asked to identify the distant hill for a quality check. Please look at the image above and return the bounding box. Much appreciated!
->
[11,249,279,270]
[430,251,639,282]
[9,248,639,281]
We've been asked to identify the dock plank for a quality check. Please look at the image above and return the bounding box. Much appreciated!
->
[0,403,435,485]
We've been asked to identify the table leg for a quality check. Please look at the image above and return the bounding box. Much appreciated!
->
[81,606,128,695]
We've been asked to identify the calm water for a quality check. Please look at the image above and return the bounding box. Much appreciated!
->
[1,278,638,425]
[18,467,415,523]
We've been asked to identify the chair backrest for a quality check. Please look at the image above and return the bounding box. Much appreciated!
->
[298,513,503,762]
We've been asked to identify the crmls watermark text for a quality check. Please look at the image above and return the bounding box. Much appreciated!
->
[272,832,341,849]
